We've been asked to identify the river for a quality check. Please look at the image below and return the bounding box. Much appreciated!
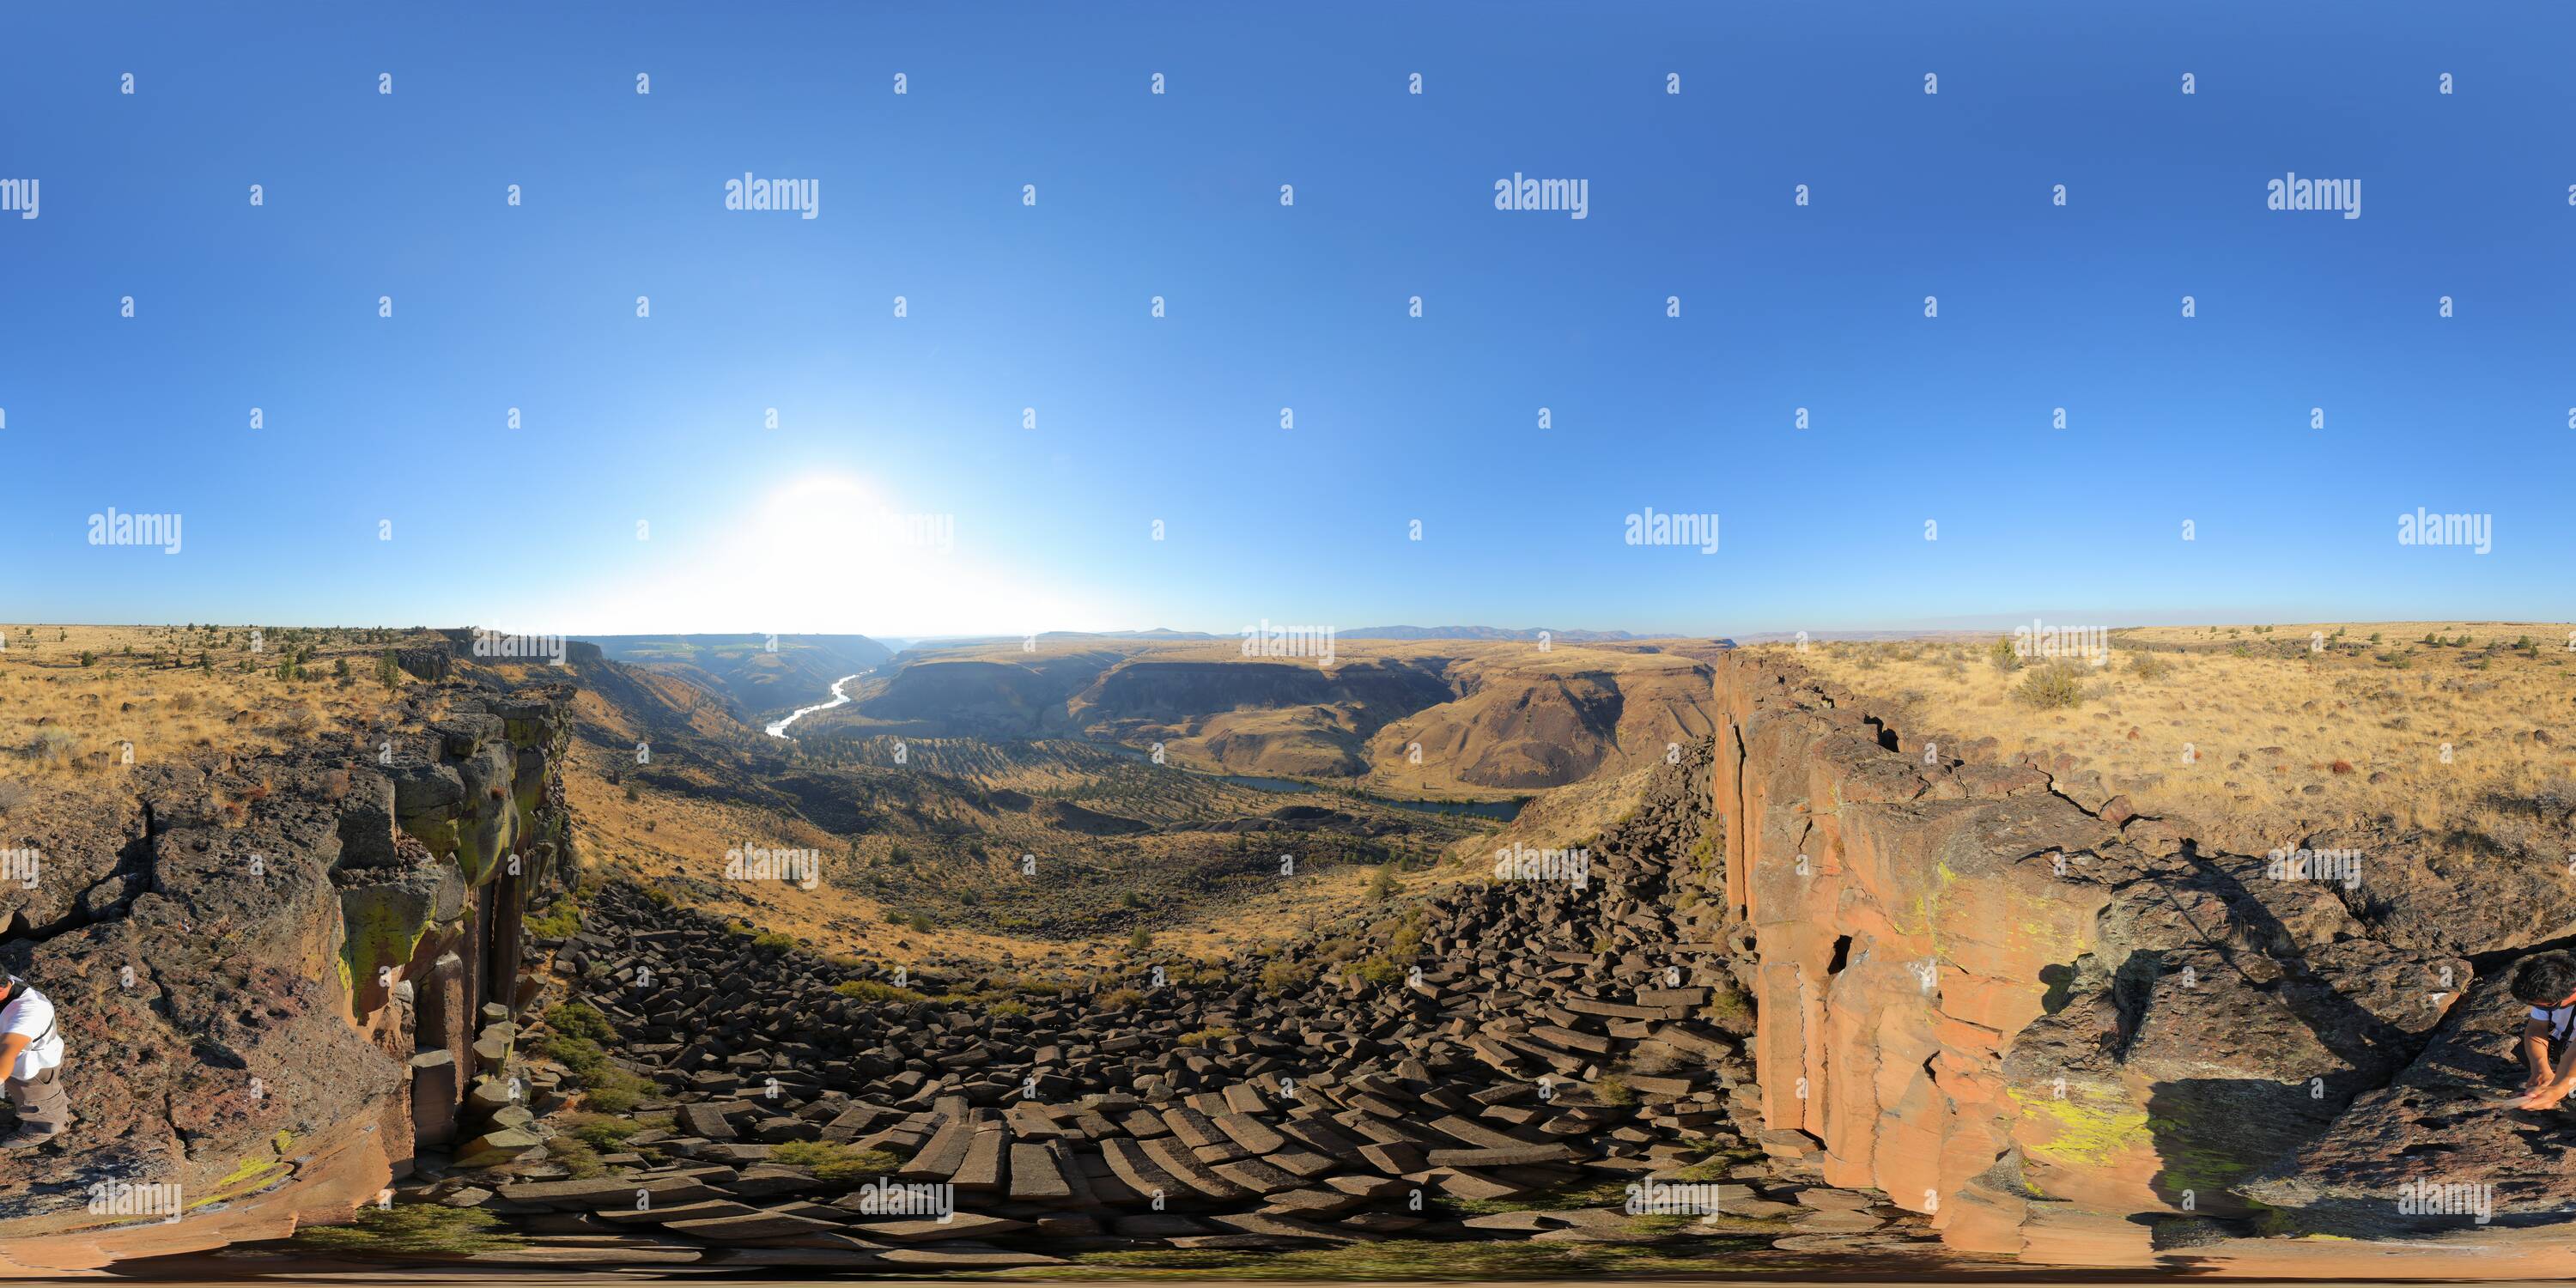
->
[763,670,872,738]
[763,671,1521,821]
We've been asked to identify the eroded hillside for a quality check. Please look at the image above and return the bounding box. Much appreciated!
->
[802,637,1727,800]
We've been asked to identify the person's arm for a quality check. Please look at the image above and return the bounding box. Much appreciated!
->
[0,1033,26,1079]
[2509,1030,2576,1110]
[2523,1018,2556,1090]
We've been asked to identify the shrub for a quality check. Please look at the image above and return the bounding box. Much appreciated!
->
[292,1205,523,1255]
[544,1003,617,1044]
[525,896,580,939]
[1346,955,1401,987]
[1177,1026,1236,1048]
[579,1067,653,1114]
[2014,664,2086,709]
[546,1133,605,1177]
[1699,978,1756,1036]
[25,730,76,766]
[562,1112,646,1151]
[1098,987,1147,1010]
[1687,835,1716,874]
[772,1140,901,1183]
[2128,652,2173,681]
[749,931,797,955]
[1258,957,1311,996]
[1388,921,1423,960]
[833,978,926,1004]
[1365,865,1399,902]
[1127,927,1152,951]
[1986,636,2024,672]
[1595,1073,1637,1107]
[537,1006,653,1111]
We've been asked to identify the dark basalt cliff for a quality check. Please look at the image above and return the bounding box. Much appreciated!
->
[0,659,575,1271]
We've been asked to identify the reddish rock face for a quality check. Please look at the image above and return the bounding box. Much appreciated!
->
[1711,653,2552,1263]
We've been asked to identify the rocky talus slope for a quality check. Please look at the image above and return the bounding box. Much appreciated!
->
[1713,652,2576,1268]
[389,742,1959,1270]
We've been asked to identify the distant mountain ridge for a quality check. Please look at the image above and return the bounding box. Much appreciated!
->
[579,633,891,714]
[1340,625,1643,642]
[901,626,1652,647]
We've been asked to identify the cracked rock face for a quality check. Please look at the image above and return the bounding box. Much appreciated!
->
[0,754,403,1224]
[1712,653,2574,1259]
[0,683,575,1248]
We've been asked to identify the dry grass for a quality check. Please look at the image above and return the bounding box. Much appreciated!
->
[0,623,434,789]
[1781,622,2576,855]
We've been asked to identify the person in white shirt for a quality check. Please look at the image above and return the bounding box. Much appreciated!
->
[2507,951,2576,1113]
[0,975,67,1149]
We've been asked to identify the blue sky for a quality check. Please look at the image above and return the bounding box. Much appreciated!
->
[3,2,2569,637]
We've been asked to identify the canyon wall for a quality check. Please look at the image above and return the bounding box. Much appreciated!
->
[1710,652,2573,1266]
[0,668,574,1273]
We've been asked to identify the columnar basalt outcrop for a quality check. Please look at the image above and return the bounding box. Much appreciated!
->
[1710,652,2573,1267]
[390,746,1971,1270]
[0,672,575,1273]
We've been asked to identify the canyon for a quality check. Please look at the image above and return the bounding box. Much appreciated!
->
[0,632,2569,1276]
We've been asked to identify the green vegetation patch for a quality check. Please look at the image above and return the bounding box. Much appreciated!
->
[291,1204,526,1256]
[538,1003,653,1112]
[771,1140,902,1182]
[524,893,580,939]
[834,978,928,1004]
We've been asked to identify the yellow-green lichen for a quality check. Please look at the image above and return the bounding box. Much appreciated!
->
[191,1155,290,1208]
[338,885,436,1017]
[2026,1093,2152,1167]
